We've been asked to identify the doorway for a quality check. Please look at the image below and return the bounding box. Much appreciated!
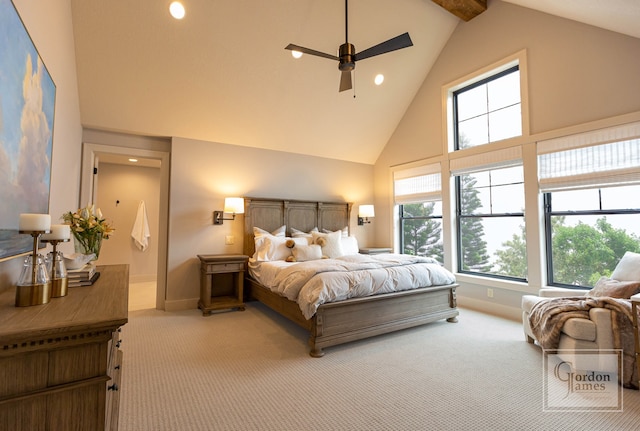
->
[80,139,170,311]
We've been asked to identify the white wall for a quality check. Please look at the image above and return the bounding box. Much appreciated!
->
[96,162,161,281]
[166,137,375,309]
[0,1,82,292]
[373,0,640,319]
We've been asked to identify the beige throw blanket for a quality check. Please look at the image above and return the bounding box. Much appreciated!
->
[529,296,638,389]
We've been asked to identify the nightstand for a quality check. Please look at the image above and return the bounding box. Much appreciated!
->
[197,254,249,315]
[359,247,392,255]
[631,293,640,388]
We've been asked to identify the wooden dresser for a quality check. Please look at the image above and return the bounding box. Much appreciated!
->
[0,264,129,431]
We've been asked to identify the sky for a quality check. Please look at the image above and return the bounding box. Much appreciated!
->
[0,0,56,223]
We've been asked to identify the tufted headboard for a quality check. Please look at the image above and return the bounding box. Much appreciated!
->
[243,197,352,257]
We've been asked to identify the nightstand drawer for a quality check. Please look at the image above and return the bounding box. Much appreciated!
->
[202,262,244,273]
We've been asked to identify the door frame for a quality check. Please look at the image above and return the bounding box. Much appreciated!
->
[80,142,170,310]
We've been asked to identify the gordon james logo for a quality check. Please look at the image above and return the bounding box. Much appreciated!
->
[554,360,611,398]
[543,349,622,412]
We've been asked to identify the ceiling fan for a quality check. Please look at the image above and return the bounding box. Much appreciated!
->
[285,0,413,92]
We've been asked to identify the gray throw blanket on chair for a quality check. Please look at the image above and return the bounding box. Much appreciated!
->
[529,296,638,389]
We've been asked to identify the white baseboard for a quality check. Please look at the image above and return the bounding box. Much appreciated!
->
[457,296,521,322]
[164,298,199,311]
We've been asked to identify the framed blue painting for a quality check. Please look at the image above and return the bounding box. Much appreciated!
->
[0,0,56,259]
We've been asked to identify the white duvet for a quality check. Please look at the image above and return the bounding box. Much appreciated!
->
[250,254,456,319]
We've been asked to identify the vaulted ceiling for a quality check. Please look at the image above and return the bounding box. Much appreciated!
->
[70,0,640,165]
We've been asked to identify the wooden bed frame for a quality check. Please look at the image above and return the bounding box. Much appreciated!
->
[243,197,459,357]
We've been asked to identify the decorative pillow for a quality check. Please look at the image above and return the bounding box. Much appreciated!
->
[586,276,640,299]
[253,225,286,238]
[291,227,318,236]
[290,227,317,244]
[254,236,307,261]
[312,230,344,258]
[253,225,287,255]
[322,226,348,237]
[292,244,323,262]
[341,236,359,255]
[611,251,640,281]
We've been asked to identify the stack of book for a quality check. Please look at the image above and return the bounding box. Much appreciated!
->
[67,263,100,287]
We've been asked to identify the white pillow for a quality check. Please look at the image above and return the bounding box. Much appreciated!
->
[253,225,286,253]
[322,226,348,237]
[254,236,307,261]
[341,236,359,255]
[253,225,286,238]
[611,251,640,281]
[292,244,323,262]
[290,227,317,244]
[312,230,344,258]
[253,235,308,262]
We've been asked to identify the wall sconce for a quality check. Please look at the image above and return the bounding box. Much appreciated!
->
[358,204,375,226]
[213,197,245,225]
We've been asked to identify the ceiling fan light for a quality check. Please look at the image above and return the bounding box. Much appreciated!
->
[169,2,185,19]
[374,74,384,85]
[291,50,303,59]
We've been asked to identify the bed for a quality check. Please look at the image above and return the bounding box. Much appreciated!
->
[243,197,459,357]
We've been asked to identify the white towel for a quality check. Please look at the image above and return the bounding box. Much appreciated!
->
[131,200,151,251]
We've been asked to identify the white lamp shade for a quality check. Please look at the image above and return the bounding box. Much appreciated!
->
[224,197,245,214]
[358,205,375,218]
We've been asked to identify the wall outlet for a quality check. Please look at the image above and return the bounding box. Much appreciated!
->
[487,288,494,298]
[225,235,234,245]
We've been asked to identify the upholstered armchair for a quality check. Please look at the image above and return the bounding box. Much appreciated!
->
[521,252,640,387]
[522,287,614,350]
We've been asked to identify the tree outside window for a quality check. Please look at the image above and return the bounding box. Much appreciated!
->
[543,187,640,288]
[400,202,443,263]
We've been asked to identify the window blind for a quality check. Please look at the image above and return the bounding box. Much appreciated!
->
[449,146,522,176]
[537,121,640,192]
[393,163,441,204]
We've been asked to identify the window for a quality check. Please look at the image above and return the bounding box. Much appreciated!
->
[539,122,640,288]
[400,202,443,263]
[544,187,640,288]
[456,165,526,280]
[445,58,527,281]
[453,65,521,150]
[394,163,443,262]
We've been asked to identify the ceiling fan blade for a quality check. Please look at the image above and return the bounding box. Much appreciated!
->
[339,70,352,92]
[285,44,338,61]
[354,32,413,62]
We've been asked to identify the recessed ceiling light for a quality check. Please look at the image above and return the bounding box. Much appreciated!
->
[128,158,138,163]
[374,74,384,86]
[169,2,185,20]
[291,50,303,59]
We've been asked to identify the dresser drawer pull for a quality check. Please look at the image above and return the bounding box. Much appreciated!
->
[108,383,119,391]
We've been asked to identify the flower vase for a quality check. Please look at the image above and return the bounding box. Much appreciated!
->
[73,232,103,260]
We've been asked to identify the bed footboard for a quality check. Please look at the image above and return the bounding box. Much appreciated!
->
[247,278,458,357]
[309,284,458,357]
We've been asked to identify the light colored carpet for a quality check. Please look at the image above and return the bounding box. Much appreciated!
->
[119,303,640,430]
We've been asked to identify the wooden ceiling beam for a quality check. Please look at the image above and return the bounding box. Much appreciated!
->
[431,0,487,22]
